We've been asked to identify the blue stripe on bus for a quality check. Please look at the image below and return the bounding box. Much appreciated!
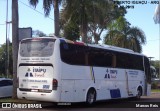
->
[110,89,121,98]
[90,66,95,83]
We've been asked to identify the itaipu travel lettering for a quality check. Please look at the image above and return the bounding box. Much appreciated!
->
[33,67,46,73]
[33,67,46,77]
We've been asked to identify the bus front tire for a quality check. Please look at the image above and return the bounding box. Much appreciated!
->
[86,88,96,106]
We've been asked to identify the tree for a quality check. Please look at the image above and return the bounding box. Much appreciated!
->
[12,0,19,98]
[32,30,47,37]
[0,43,13,75]
[87,1,126,44]
[61,0,126,43]
[0,45,6,75]
[29,0,62,36]
[104,16,146,53]
[63,21,80,41]
[151,60,160,76]
[61,0,89,42]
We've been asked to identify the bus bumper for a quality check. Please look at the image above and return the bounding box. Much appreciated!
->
[17,89,60,102]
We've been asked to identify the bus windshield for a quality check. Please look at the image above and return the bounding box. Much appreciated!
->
[20,38,55,57]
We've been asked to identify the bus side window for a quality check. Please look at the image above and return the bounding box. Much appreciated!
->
[144,57,151,84]
[84,51,89,66]
[88,48,113,67]
[60,42,86,66]
[74,45,86,65]
[112,54,116,68]
[103,52,113,67]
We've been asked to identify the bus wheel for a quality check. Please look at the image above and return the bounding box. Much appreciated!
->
[136,87,142,99]
[86,88,96,105]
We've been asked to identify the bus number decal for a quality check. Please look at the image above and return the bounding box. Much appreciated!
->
[104,69,118,79]
[43,85,50,89]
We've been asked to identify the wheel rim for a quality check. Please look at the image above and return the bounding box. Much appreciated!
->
[137,89,141,99]
[87,90,95,104]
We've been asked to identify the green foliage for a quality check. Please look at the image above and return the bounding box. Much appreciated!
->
[151,60,160,69]
[0,43,13,76]
[0,98,36,103]
[63,21,80,41]
[104,16,146,53]
[0,46,5,74]
[29,0,62,36]
[151,89,160,92]
[32,30,47,37]
[0,73,13,78]
[61,0,126,43]
[151,81,160,89]
[29,0,62,17]
[107,16,130,31]
[150,60,160,77]
[87,1,126,43]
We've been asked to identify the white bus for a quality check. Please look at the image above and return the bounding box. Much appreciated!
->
[17,37,151,105]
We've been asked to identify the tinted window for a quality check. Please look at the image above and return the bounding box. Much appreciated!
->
[116,52,144,71]
[60,43,87,65]
[60,43,114,67]
[0,80,13,87]
[60,42,144,71]
[20,38,55,57]
[88,48,113,67]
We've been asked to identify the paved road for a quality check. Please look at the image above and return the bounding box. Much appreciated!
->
[1,92,160,111]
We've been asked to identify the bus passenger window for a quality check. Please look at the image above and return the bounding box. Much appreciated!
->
[112,54,116,68]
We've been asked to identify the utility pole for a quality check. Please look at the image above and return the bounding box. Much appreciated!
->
[5,0,8,78]
[12,0,19,99]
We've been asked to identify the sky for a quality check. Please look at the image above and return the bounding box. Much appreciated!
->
[0,0,159,60]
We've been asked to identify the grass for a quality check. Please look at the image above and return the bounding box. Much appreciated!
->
[151,89,160,93]
[0,74,13,79]
[0,98,36,103]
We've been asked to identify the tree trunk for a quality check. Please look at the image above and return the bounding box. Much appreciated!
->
[93,32,100,44]
[94,36,99,44]
[12,0,19,99]
[80,0,87,43]
[80,23,87,43]
[54,0,60,37]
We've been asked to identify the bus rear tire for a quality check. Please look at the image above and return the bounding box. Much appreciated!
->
[86,88,96,106]
[136,87,142,100]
